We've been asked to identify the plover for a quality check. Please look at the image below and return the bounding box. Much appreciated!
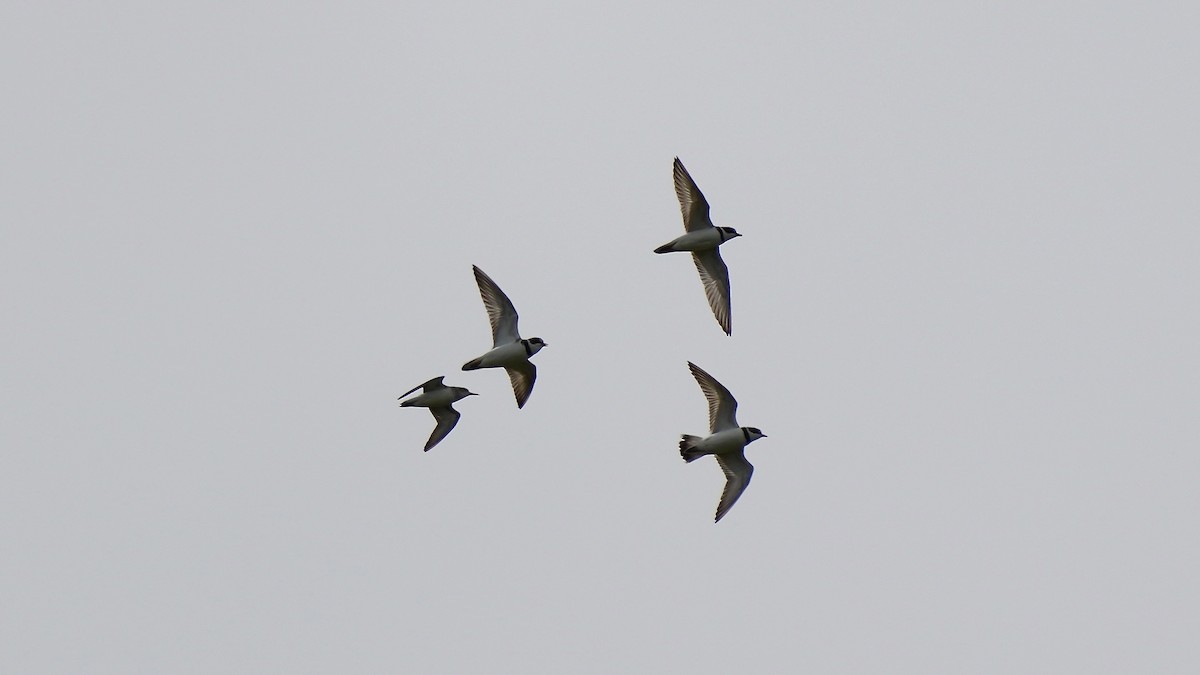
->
[679,361,767,522]
[654,157,741,335]
[461,265,548,408]
[398,376,478,452]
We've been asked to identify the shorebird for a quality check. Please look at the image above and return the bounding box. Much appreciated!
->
[678,361,767,522]
[654,157,742,335]
[398,376,478,452]
[461,265,547,408]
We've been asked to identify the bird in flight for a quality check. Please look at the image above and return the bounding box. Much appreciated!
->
[678,361,767,522]
[461,265,548,408]
[398,376,478,452]
[654,157,742,335]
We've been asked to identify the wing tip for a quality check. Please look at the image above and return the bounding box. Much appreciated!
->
[472,265,487,284]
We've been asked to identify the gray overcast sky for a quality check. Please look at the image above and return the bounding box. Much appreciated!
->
[2,1,1198,673]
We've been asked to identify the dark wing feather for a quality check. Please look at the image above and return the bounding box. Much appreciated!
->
[674,157,713,232]
[398,376,445,400]
[505,360,537,409]
[691,249,732,336]
[714,451,754,523]
[473,265,521,347]
[424,406,461,452]
[687,361,738,432]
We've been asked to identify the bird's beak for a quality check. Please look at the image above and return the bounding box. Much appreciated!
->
[733,232,743,237]
[467,392,479,396]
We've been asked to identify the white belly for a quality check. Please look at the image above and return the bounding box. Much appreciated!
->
[667,229,724,252]
[475,342,529,368]
[406,388,458,408]
[696,428,746,454]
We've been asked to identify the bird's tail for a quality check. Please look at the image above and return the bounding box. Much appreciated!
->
[679,435,705,462]
[461,357,483,371]
[399,399,417,407]
[653,243,675,254]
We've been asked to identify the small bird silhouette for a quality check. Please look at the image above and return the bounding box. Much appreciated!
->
[678,362,767,522]
[461,265,548,408]
[654,157,742,335]
[398,376,478,452]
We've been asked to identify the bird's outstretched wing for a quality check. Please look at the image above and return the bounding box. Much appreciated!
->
[687,361,739,432]
[691,249,732,336]
[505,360,537,409]
[714,451,754,523]
[674,157,713,232]
[424,406,461,452]
[473,265,521,347]
[398,376,446,401]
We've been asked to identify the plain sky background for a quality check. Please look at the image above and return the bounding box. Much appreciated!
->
[2,1,1198,672]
